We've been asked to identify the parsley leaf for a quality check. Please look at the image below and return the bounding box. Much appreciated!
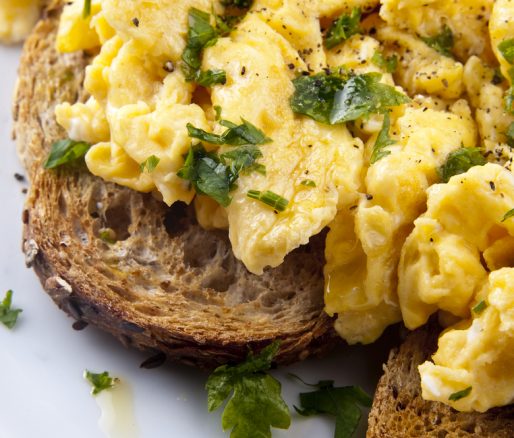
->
[182,8,226,86]
[325,8,361,49]
[502,208,514,222]
[247,190,289,212]
[290,73,347,124]
[449,386,472,402]
[370,112,395,164]
[140,155,160,173]
[371,50,398,73]
[294,379,372,438]
[438,147,486,183]
[187,119,271,145]
[330,73,410,124]
[178,142,265,206]
[291,72,409,125]
[222,145,266,176]
[421,25,454,57]
[472,300,487,314]
[498,39,514,65]
[83,0,91,18]
[206,341,290,438]
[44,139,91,169]
[178,144,233,207]
[0,290,22,329]
[84,370,118,396]
[196,69,227,87]
[300,179,316,187]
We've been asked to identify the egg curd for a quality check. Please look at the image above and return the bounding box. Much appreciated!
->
[54,0,514,412]
[0,0,40,43]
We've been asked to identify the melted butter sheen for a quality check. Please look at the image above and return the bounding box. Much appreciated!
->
[95,380,138,438]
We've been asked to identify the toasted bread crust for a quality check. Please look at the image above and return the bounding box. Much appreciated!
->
[367,323,514,437]
[14,1,338,368]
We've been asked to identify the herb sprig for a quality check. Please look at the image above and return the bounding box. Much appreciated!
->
[44,139,91,169]
[438,148,486,183]
[324,8,362,49]
[206,341,290,438]
[0,290,22,329]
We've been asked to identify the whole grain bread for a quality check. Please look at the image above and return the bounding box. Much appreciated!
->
[367,323,514,437]
[12,1,338,368]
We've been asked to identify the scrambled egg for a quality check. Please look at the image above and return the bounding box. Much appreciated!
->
[54,0,514,412]
[0,0,40,43]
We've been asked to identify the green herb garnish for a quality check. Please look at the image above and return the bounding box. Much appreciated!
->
[438,148,486,183]
[43,139,91,169]
[300,179,316,187]
[421,25,454,57]
[140,155,160,173]
[290,73,347,124]
[206,341,290,438]
[449,386,472,402]
[247,190,289,212]
[178,142,265,207]
[501,208,514,222]
[325,8,361,49]
[330,73,410,124]
[472,300,487,315]
[371,50,398,73]
[82,0,91,18]
[187,119,271,145]
[291,72,409,125]
[84,370,118,396]
[0,290,22,329]
[370,112,395,164]
[182,8,226,86]
[214,105,223,121]
[293,377,372,438]
[499,39,514,65]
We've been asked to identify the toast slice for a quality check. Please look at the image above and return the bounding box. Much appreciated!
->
[12,1,338,368]
[367,323,514,437]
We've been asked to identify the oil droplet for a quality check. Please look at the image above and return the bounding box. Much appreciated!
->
[94,379,138,438]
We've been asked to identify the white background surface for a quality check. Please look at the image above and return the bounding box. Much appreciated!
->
[0,44,397,438]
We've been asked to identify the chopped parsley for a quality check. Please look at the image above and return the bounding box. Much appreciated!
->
[371,50,398,73]
[0,290,22,329]
[421,25,454,58]
[82,0,91,18]
[182,8,227,86]
[214,105,223,121]
[300,179,316,187]
[178,143,264,207]
[370,112,395,164]
[291,72,409,125]
[84,370,118,396]
[206,341,290,438]
[324,8,361,50]
[330,73,410,124]
[293,377,372,438]
[247,190,289,212]
[448,386,472,402]
[501,208,514,222]
[187,119,271,145]
[498,39,514,65]
[472,300,487,315]
[43,139,91,169]
[140,155,160,173]
[438,148,486,183]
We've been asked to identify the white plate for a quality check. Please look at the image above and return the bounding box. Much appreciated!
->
[0,44,396,438]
